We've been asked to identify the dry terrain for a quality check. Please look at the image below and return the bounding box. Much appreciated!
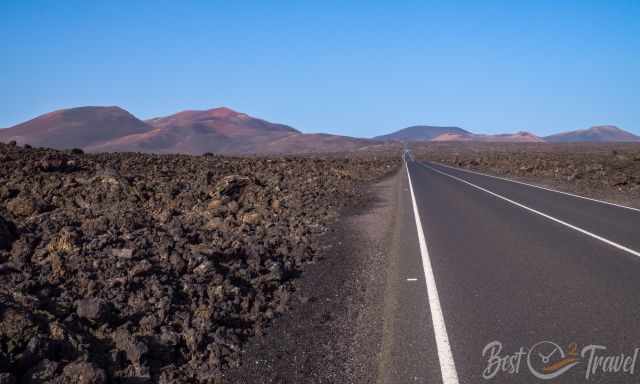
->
[0,142,400,383]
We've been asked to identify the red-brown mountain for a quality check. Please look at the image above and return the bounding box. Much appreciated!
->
[544,125,640,142]
[0,106,380,155]
[431,131,544,142]
[0,106,152,149]
[377,125,545,142]
[88,107,303,154]
[374,125,470,141]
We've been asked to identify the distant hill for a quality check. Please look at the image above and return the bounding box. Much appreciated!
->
[378,124,640,143]
[0,106,380,155]
[4,107,637,153]
[432,131,544,142]
[89,107,302,154]
[374,125,470,141]
[146,107,299,138]
[544,126,640,142]
[0,106,152,149]
[376,124,544,143]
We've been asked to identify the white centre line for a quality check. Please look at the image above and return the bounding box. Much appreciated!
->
[405,159,460,384]
[406,278,418,281]
[431,161,640,213]
[419,162,640,258]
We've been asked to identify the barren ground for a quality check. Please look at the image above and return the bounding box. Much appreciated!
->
[0,142,400,383]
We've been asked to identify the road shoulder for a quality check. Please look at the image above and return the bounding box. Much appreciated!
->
[224,170,401,383]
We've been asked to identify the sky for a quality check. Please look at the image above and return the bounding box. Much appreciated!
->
[1,0,639,137]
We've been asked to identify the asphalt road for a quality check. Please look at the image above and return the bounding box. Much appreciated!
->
[387,153,640,383]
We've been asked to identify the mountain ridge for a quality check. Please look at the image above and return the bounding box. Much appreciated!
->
[378,125,637,143]
[0,106,153,149]
[544,125,640,142]
[430,131,543,142]
[1,106,638,154]
[0,106,377,155]
[374,125,470,141]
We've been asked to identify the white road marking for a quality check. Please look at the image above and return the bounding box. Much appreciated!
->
[420,162,640,258]
[405,160,460,384]
[431,161,640,213]
[406,278,418,281]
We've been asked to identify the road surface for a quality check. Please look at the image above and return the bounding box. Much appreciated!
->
[383,153,640,383]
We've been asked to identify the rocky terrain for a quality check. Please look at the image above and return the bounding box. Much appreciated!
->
[412,142,640,207]
[0,141,400,383]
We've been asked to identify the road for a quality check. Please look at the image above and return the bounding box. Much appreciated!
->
[383,153,640,383]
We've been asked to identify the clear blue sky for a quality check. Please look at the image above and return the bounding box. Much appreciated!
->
[1,0,639,136]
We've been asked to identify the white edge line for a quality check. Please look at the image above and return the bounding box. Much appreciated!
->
[405,159,460,384]
[430,161,640,213]
[419,162,640,258]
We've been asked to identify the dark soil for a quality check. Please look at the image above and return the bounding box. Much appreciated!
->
[0,142,400,383]
[411,142,640,207]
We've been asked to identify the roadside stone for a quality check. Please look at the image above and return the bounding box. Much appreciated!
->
[7,197,38,217]
[207,217,224,230]
[62,361,107,384]
[112,248,134,259]
[212,175,251,200]
[114,329,148,365]
[76,298,108,321]
[241,212,261,225]
[208,198,224,210]
[39,153,70,172]
[129,260,152,277]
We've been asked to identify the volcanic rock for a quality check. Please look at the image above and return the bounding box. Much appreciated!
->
[0,142,400,382]
[75,298,108,322]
